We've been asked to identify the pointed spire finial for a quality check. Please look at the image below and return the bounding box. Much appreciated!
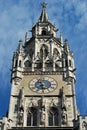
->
[41,2,47,9]
[39,2,48,22]
[60,32,63,44]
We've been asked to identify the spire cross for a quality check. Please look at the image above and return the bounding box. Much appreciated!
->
[41,2,47,9]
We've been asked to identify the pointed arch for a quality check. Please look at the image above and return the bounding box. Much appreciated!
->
[42,28,47,35]
[15,59,18,67]
[27,107,37,126]
[48,107,59,126]
[40,44,48,59]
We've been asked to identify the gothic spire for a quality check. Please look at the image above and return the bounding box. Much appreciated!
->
[39,2,49,22]
[60,32,63,44]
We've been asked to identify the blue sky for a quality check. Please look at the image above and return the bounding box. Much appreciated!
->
[0,0,87,117]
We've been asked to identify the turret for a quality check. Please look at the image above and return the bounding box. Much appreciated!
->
[11,40,23,83]
[63,39,76,83]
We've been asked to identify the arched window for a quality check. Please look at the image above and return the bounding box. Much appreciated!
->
[19,60,21,67]
[24,60,32,67]
[27,107,37,126]
[15,60,18,67]
[65,60,68,67]
[42,30,46,35]
[27,113,31,126]
[49,107,59,126]
[69,60,72,67]
[40,45,48,59]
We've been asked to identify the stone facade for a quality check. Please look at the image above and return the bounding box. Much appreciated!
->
[0,2,87,130]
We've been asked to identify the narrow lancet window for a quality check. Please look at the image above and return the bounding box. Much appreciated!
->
[48,107,59,126]
[27,107,37,126]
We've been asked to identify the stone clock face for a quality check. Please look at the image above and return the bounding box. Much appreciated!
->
[29,77,57,93]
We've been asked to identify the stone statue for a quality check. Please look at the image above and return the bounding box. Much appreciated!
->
[40,108,45,125]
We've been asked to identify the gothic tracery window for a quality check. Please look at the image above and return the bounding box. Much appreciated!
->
[48,107,59,126]
[27,107,37,126]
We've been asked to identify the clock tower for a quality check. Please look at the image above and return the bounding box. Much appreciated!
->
[6,2,79,130]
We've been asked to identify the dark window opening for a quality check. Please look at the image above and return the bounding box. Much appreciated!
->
[69,60,72,67]
[15,60,18,67]
[49,107,59,126]
[19,60,21,67]
[36,63,42,69]
[24,60,32,67]
[27,107,37,126]
[65,60,68,67]
[27,113,31,126]
[49,112,53,126]
[42,30,47,35]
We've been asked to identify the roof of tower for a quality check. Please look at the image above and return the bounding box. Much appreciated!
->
[39,2,49,22]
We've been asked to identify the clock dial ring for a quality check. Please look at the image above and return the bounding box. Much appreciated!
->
[35,79,51,89]
[29,77,57,93]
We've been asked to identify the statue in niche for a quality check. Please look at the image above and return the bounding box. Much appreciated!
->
[60,87,67,125]
[60,87,66,109]
[50,97,56,106]
[17,88,24,126]
[40,108,45,125]
[41,96,46,107]
[62,108,67,125]
[18,110,24,126]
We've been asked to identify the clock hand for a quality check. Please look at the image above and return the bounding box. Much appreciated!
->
[41,82,47,89]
